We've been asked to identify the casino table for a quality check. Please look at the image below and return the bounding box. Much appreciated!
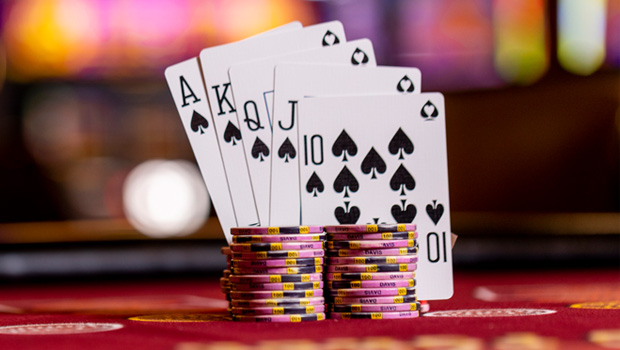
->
[0,268,618,349]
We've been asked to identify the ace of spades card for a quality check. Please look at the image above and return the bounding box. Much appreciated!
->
[297,93,452,300]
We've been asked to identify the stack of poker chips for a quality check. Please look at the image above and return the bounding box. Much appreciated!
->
[324,224,420,320]
[220,226,327,322]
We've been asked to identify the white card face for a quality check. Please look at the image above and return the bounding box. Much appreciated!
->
[228,39,376,225]
[199,21,346,227]
[164,58,236,243]
[270,64,422,225]
[297,93,452,300]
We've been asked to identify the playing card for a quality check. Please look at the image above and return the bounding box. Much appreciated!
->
[164,58,237,242]
[228,39,376,225]
[164,22,302,242]
[199,21,346,227]
[297,93,452,299]
[270,64,422,226]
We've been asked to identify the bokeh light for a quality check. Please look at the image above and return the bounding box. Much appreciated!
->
[558,0,607,75]
[1,0,318,81]
[493,0,549,85]
[123,160,210,238]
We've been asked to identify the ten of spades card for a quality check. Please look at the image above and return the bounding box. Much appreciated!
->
[198,20,346,227]
[228,39,376,225]
[296,93,452,299]
[270,64,422,226]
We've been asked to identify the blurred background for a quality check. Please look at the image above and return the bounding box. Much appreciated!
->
[0,0,618,281]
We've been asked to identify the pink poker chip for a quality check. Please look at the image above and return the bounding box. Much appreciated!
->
[231,304,326,316]
[327,286,416,297]
[232,313,325,322]
[232,234,325,243]
[326,247,417,257]
[230,281,323,291]
[229,273,323,284]
[327,231,417,241]
[327,263,417,273]
[230,241,324,252]
[231,249,324,259]
[324,224,416,233]
[327,239,416,250]
[330,302,420,313]
[232,257,323,268]
[329,311,419,320]
[327,279,415,289]
[326,271,415,281]
[232,265,323,275]
[229,288,324,300]
[231,226,324,235]
[329,295,418,305]
[328,256,418,265]
[230,297,325,308]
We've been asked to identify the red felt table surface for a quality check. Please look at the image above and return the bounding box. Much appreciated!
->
[0,269,618,350]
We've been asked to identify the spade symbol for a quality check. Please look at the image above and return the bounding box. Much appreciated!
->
[421,100,439,119]
[335,201,360,224]
[333,166,359,198]
[397,76,415,93]
[322,30,341,46]
[351,48,369,65]
[390,164,415,196]
[332,130,357,162]
[360,147,386,179]
[190,110,209,134]
[278,137,296,163]
[426,200,444,225]
[391,199,416,223]
[388,128,414,160]
[223,121,242,145]
[251,137,270,162]
[306,172,324,197]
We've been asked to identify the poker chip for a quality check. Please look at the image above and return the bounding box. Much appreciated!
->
[230,289,324,300]
[326,263,417,273]
[229,273,323,283]
[232,233,325,243]
[326,246,418,257]
[224,226,326,322]
[324,224,416,233]
[231,226,324,235]
[231,304,326,316]
[327,239,416,249]
[326,279,415,289]
[329,311,419,320]
[326,271,415,281]
[327,231,417,241]
[327,286,417,297]
[231,249,324,259]
[230,281,323,291]
[330,302,420,313]
[230,297,325,308]
[223,224,421,322]
[231,257,323,267]
[329,295,418,305]
[231,266,323,275]
[230,241,324,252]
[232,313,326,322]
[328,256,418,265]
[323,224,418,320]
